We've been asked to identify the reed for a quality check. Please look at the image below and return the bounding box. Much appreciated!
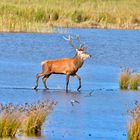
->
[129,74,140,90]
[0,0,140,32]
[128,101,140,140]
[0,103,22,138]
[119,66,131,90]
[20,100,55,136]
[0,100,55,138]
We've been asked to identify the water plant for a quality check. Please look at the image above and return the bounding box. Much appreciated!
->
[119,66,131,90]
[0,103,22,138]
[20,100,55,136]
[0,100,55,138]
[128,101,140,140]
[129,74,140,90]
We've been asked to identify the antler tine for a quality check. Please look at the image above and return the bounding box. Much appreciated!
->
[63,35,70,41]
[73,35,81,45]
[63,35,78,50]
[73,35,87,50]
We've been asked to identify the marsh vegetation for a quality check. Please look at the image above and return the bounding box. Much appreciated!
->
[119,67,140,90]
[0,100,55,138]
[0,0,140,32]
[128,102,140,140]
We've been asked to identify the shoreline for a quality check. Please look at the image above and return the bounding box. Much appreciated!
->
[0,23,139,34]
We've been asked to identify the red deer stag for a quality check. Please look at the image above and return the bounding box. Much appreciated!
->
[33,35,91,92]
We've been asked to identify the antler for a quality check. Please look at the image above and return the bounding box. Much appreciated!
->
[73,35,87,51]
[63,35,78,50]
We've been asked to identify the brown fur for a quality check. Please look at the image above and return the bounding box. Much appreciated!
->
[34,49,91,92]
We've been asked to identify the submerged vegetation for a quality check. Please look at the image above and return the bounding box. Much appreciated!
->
[128,101,140,140]
[119,67,140,90]
[0,100,55,138]
[0,0,140,32]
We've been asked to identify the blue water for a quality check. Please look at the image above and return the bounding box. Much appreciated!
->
[0,28,140,140]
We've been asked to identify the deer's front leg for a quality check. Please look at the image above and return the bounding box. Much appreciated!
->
[73,74,81,91]
[66,74,70,92]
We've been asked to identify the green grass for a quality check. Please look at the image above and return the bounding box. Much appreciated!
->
[0,100,55,138]
[0,0,140,32]
[128,101,140,140]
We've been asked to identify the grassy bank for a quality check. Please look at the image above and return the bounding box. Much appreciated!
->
[0,0,140,32]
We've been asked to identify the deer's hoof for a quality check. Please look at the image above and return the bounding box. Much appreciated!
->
[77,86,81,91]
[32,86,37,90]
[44,87,49,90]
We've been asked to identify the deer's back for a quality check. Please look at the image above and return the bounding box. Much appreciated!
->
[41,58,78,74]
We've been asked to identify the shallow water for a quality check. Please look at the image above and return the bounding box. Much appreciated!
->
[0,28,140,140]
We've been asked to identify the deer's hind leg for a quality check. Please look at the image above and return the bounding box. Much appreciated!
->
[34,72,45,90]
[66,74,70,92]
[42,74,51,89]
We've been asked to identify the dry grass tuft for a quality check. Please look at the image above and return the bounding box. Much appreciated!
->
[129,74,140,90]
[128,101,140,140]
[0,100,56,138]
[119,66,140,90]
[119,66,131,90]
[0,103,22,138]
[20,100,55,136]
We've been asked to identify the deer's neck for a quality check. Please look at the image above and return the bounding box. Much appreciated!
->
[73,54,84,69]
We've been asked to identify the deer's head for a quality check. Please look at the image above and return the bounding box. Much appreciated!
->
[63,35,91,60]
